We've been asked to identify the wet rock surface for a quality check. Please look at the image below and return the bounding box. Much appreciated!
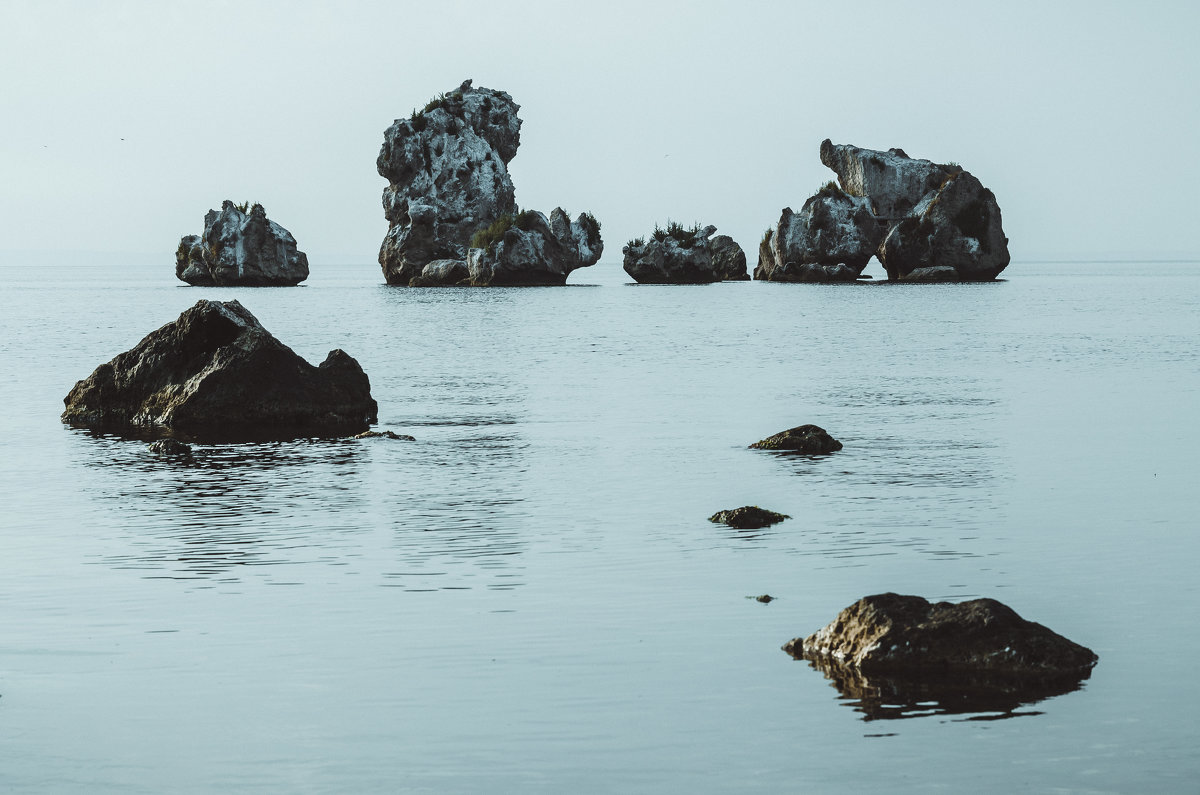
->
[176,201,309,286]
[709,506,790,529]
[353,430,415,441]
[62,300,377,441]
[622,224,745,284]
[749,424,842,454]
[785,593,1099,677]
[147,439,193,458]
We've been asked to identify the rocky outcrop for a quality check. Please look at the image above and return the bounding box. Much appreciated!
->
[147,439,193,459]
[377,80,521,285]
[176,201,309,286]
[466,208,603,286]
[819,140,1010,281]
[353,430,415,440]
[62,300,377,440]
[709,506,789,529]
[709,235,749,281]
[784,593,1099,677]
[622,224,746,284]
[754,184,883,282]
[749,424,842,454]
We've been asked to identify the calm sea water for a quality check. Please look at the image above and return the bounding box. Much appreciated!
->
[1,258,1197,793]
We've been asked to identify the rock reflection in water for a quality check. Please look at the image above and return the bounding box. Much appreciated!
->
[799,656,1092,722]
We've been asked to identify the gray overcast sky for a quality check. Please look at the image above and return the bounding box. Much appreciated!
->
[2,0,1197,265]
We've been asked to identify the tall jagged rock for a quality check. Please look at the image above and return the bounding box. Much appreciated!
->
[62,300,377,440]
[819,139,1010,281]
[622,224,746,284]
[376,80,521,285]
[176,201,309,286]
[754,184,883,282]
[465,208,603,286]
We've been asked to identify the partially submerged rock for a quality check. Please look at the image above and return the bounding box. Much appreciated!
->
[754,184,882,282]
[353,430,415,441]
[63,300,377,440]
[176,201,309,286]
[749,425,842,454]
[622,223,745,284]
[377,80,603,286]
[466,208,602,286]
[147,439,193,459]
[785,593,1098,677]
[819,140,1010,281]
[709,506,790,529]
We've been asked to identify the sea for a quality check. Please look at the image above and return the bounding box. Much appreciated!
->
[1,257,1197,793]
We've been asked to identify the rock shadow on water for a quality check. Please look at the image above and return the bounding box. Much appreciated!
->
[795,655,1092,722]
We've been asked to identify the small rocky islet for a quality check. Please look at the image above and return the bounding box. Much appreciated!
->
[176,201,309,286]
[622,223,748,284]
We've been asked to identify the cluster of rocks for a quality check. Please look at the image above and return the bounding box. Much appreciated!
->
[622,224,747,284]
[176,201,309,286]
[757,140,1009,283]
[376,80,602,286]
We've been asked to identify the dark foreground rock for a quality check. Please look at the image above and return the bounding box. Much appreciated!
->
[62,300,377,440]
[353,430,415,441]
[147,439,193,458]
[377,80,602,286]
[176,201,309,286]
[622,223,746,284]
[709,506,790,529]
[784,593,1099,677]
[749,425,842,454]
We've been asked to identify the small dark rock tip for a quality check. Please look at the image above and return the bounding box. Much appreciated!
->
[148,439,193,458]
[353,430,416,441]
[749,424,842,454]
[710,506,790,530]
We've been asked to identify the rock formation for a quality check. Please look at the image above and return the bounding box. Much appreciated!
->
[749,424,842,454]
[147,439,193,459]
[819,140,1010,281]
[784,593,1098,677]
[754,183,883,282]
[62,300,377,440]
[377,80,602,286]
[709,506,790,529]
[176,201,309,286]
[466,208,602,286]
[622,224,746,284]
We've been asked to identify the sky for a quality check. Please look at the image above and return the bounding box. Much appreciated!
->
[1,0,1197,267]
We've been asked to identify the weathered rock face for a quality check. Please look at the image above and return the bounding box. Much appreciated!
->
[62,300,377,440]
[785,593,1099,677]
[176,201,309,286]
[754,185,883,282]
[709,235,749,281]
[377,80,521,285]
[878,170,1010,281]
[709,506,790,529]
[622,224,746,284]
[749,424,842,454]
[819,139,1010,281]
[466,208,603,286]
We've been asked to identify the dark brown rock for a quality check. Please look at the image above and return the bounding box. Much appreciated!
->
[749,424,842,454]
[353,430,415,441]
[62,300,377,441]
[147,439,193,458]
[709,506,789,529]
[784,593,1098,677]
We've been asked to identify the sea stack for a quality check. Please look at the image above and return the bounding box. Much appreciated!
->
[377,79,602,286]
[622,223,747,283]
[176,201,309,286]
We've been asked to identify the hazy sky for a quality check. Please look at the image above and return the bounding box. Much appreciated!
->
[2,0,1196,265]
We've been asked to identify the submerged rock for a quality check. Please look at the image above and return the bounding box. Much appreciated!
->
[466,207,603,286]
[176,201,309,286]
[784,593,1098,677]
[62,300,377,440]
[749,425,842,454]
[819,139,1010,281]
[353,430,415,441]
[754,184,883,282]
[377,80,602,286]
[147,439,193,459]
[622,224,746,284]
[709,506,790,529]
